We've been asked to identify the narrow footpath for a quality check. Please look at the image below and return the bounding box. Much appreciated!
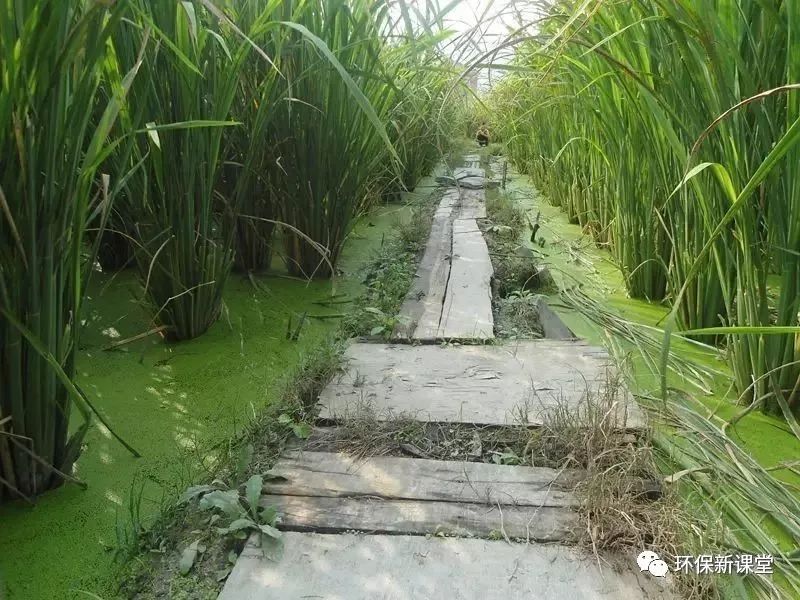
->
[219,153,667,599]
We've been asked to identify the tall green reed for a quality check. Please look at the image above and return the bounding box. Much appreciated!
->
[116,1,249,341]
[488,0,800,414]
[0,0,461,501]
[262,0,399,278]
[223,0,286,274]
[0,0,133,501]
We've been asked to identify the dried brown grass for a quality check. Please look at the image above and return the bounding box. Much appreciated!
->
[536,372,719,599]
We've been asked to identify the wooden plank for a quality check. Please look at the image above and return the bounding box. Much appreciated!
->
[532,296,575,340]
[457,188,487,220]
[462,154,481,168]
[394,187,488,341]
[266,451,581,507]
[260,494,576,541]
[220,532,673,600]
[319,342,645,428]
[454,166,484,178]
[436,168,497,190]
[393,191,458,340]
[437,218,494,339]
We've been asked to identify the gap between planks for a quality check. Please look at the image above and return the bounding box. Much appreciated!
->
[260,494,576,541]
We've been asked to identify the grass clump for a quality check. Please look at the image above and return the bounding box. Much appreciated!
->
[342,196,438,339]
[529,375,715,598]
[0,0,133,502]
[490,256,549,299]
[486,142,504,157]
[481,189,555,340]
[494,292,545,339]
[483,192,544,298]
[485,189,558,298]
[115,1,245,342]
[485,190,526,234]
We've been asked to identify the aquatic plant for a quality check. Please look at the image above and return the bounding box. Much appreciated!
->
[113,0,250,341]
[488,0,800,416]
[0,0,134,501]
[0,0,458,502]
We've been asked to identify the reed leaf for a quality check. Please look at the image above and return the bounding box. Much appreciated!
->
[0,0,133,501]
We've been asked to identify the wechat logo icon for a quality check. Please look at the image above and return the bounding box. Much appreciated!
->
[637,551,669,577]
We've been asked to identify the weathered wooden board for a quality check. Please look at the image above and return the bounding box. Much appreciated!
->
[260,494,576,541]
[532,295,575,340]
[457,188,487,220]
[266,451,580,507]
[462,154,481,169]
[437,168,498,190]
[454,166,484,178]
[219,532,674,600]
[437,218,494,339]
[393,186,488,341]
[319,342,644,428]
[393,190,458,340]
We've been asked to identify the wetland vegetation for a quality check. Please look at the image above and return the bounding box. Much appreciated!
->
[3,1,800,598]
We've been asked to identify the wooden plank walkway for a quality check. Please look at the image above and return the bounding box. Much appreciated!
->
[319,341,644,428]
[393,173,493,342]
[437,218,493,339]
[255,451,580,540]
[265,451,582,506]
[219,153,655,600]
[220,532,672,600]
[394,190,458,340]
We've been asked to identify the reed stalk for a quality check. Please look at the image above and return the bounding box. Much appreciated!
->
[0,0,133,501]
[489,0,800,414]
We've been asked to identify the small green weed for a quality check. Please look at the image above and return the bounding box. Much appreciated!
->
[494,293,545,339]
[178,473,283,574]
[343,195,437,338]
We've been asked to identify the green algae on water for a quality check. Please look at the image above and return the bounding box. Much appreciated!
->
[0,203,412,600]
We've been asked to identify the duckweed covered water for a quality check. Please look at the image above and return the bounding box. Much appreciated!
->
[498,159,800,492]
[0,202,413,600]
